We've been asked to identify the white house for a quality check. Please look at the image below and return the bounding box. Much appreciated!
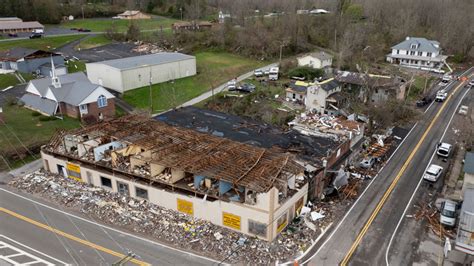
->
[86,53,196,93]
[386,37,448,71]
[305,78,343,115]
[297,52,333,69]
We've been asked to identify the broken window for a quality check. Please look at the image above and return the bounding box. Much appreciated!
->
[100,176,112,188]
[248,220,267,238]
[117,181,129,196]
[135,187,148,200]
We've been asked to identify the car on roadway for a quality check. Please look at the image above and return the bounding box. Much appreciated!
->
[227,79,237,91]
[29,33,42,39]
[469,79,474,88]
[423,164,443,182]
[8,33,18,37]
[254,69,264,77]
[437,142,452,158]
[359,157,376,169]
[264,69,270,75]
[440,199,457,227]
[435,90,447,102]
[237,83,256,93]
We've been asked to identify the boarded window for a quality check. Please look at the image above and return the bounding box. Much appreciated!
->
[135,187,148,200]
[100,176,112,188]
[249,220,267,238]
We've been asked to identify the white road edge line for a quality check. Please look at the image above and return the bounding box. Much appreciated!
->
[384,80,471,266]
[0,188,222,264]
[0,235,68,265]
[300,120,419,265]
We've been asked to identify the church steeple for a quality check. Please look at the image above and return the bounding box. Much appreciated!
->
[51,56,61,88]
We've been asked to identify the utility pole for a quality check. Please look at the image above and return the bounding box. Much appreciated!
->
[180,7,183,21]
[112,251,136,266]
[149,66,153,114]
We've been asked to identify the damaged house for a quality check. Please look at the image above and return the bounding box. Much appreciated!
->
[306,78,346,115]
[41,115,308,241]
[335,71,407,104]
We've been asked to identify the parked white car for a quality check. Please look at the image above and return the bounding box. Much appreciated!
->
[423,164,443,182]
[227,79,237,90]
[437,142,452,158]
[440,200,457,227]
[459,105,468,115]
[435,90,447,102]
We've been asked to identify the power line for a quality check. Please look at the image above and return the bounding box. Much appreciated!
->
[0,119,37,159]
[0,129,27,166]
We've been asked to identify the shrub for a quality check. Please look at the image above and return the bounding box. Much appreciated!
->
[31,111,41,117]
[287,66,324,81]
[38,116,58,121]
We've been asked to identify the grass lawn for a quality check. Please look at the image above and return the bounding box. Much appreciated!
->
[0,35,84,51]
[0,74,20,89]
[408,75,435,100]
[60,17,178,32]
[124,51,267,112]
[75,34,112,50]
[0,105,81,161]
[67,60,86,73]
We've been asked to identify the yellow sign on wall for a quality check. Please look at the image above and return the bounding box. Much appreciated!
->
[222,212,241,230]
[177,198,194,215]
[277,213,288,233]
[66,162,82,182]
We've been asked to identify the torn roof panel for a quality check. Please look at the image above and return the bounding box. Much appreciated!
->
[45,114,305,193]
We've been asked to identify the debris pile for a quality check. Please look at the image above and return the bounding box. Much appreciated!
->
[413,204,455,239]
[289,112,364,141]
[9,171,327,264]
[132,43,165,54]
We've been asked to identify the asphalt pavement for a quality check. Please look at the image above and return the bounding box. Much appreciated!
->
[304,67,474,265]
[0,170,217,265]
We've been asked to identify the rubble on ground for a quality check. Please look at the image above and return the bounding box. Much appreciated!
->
[9,170,329,264]
[131,41,180,54]
[413,204,455,239]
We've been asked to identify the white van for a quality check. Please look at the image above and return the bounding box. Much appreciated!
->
[440,200,457,227]
[437,142,452,158]
[32,29,44,34]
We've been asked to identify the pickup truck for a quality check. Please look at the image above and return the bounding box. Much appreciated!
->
[435,90,447,102]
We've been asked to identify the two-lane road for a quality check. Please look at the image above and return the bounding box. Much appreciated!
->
[305,67,473,265]
[0,184,217,265]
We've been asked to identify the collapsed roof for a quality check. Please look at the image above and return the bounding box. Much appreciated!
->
[45,114,304,193]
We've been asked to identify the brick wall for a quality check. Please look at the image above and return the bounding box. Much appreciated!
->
[59,102,79,119]
[84,98,115,122]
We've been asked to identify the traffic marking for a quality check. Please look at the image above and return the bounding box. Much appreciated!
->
[340,77,469,265]
[0,207,149,266]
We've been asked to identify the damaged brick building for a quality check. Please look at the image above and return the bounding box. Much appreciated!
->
[41,115,308,241]
[157,107,362,201]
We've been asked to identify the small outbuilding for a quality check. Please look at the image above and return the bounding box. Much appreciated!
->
[116,10,151,20]
[86,52,197,93]
[297,52,333,69]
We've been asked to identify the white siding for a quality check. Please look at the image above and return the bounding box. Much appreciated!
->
[41,151,307,241]
[86,58,196,93]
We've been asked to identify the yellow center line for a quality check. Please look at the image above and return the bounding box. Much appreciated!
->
[0,207,149,266]
[340,76,471,265]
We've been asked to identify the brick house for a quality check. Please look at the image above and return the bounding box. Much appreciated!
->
[20,61,115,122]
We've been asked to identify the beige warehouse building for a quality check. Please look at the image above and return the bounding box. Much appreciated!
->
[86,53,197,93]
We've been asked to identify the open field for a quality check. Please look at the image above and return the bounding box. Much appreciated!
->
[124,51,267,112]
[0,74,20,89]
[60,17,178,32]
[0,105,81,161]
[75,34,112,50]
[0,35,84,51]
